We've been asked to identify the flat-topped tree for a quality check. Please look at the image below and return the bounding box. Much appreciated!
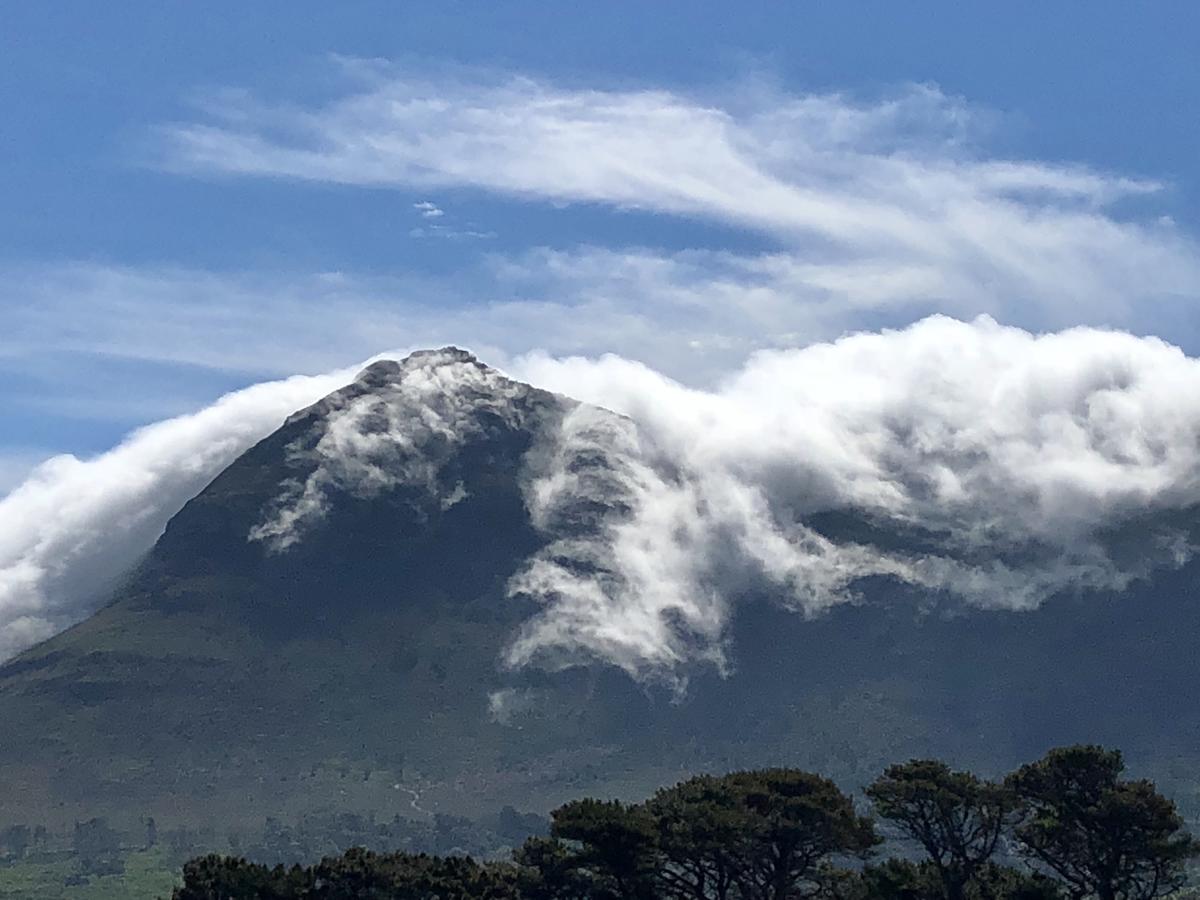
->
[866,759,1014,900]
[1006,746,1200,900]
[550,798,660,900]
[646,774,750,900]
[722,769,880,900]
[538,770,879,900]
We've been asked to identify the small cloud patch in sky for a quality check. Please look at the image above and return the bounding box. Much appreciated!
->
[407,198,494,240]
[413,200,445,218]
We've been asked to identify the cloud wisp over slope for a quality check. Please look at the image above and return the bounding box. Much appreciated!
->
[0,369,354,660]
[508,316,1200,676]
[5,319,1200,679]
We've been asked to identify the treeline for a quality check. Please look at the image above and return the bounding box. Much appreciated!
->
[174,745,1199,900]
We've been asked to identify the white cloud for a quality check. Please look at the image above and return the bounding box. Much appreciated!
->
[5,318,1200,675]
[7,69,1200,408]
[0,368,354,661]
[413,200,445,218]
[6,65,1200,676]
[156,64,1200,339]
[501,316,1200,676]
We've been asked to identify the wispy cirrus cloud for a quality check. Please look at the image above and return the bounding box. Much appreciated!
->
[3,64,1190,406]
[153,62,1200,341]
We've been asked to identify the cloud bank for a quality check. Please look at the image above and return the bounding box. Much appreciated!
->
[9,317,1200,678]
[504,316,1200,676]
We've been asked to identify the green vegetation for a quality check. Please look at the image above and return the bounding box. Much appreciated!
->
[866,759,1014,900]
[0,847,179,900]
[171,745,1198,900]
[0,808,546,899]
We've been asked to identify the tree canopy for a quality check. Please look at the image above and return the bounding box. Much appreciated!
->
[1007,746,1200,900]
[866,759,1014,900]
[173,746,1199,900]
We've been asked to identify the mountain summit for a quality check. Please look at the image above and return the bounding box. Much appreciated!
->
[2,350,1200,832]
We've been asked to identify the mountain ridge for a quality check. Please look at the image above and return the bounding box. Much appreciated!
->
[3,349,1200,835]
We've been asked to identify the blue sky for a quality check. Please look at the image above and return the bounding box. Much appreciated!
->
[3,1,1200,485]
[9,2,1200,661]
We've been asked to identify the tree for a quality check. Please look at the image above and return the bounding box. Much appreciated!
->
[174,849,522,899]
[550,798,659,900]
[646,774,752,900]
[722,769,879,900]
[866,759,1014,900]
[545,771,877,900]
[1006,746,1200,900]
[857,858,943,900]
[513,836,597,900]
[174,854,302,899]
[308,848,521,899]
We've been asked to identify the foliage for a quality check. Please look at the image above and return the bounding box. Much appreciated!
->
[173,849,521,899]
[866,759,1014,900]
[1006,746,1200,900]
[159,747,1200,900]
[549,799,659,899]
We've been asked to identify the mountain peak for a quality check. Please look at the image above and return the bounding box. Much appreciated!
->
[354,347,484,388]
[253,348,566,553]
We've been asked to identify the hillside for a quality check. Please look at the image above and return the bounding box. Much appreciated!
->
[2,349,1200,836]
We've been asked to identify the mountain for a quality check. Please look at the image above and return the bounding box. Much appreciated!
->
[2,348,1200,835]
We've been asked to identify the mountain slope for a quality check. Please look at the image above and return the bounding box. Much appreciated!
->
[2,349,1200,832]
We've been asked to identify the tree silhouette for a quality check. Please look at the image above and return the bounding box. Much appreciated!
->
[1006,746,1200,900]
[721,769,879,900]
[550,798,658,900]
[167,751,1197,900]
[867,759,1014,900]
[646,774,752,900]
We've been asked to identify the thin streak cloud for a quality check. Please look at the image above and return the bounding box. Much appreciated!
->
[155,64,1200,337]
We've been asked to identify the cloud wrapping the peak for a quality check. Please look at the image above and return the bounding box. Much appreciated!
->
[4,318,1200,675]
[6,64,1200,674]
[501,315,1200,674]
[0,369,353,660]
[249,350,549,550]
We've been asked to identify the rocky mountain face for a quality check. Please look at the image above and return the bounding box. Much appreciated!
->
[2,349,1200,832]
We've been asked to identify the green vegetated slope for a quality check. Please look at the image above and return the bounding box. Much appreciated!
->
[0,849,178,900]
[2,353,1200,848]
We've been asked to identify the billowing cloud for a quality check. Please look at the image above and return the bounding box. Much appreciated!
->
[500,316,1200,676]
[9,318,1199,675]
[6,65,1200,677]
